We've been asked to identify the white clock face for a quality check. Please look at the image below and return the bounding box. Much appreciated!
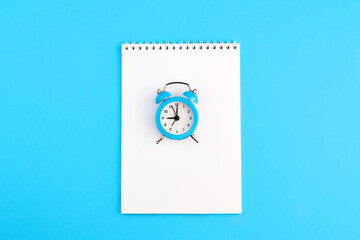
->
[160,101,194,135]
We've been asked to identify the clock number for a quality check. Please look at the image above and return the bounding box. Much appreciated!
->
[183,128,185,131]
[169,128,172,131]
[162,116,164,120]
[176,130,178,133]
[183,105,185,108]
[164,123,167,127]
[164,110,168,113]
[189,116,192,120]
[187,124,190,126]
[187,110,190,113]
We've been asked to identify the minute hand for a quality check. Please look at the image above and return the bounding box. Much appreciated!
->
[170,106,176,115]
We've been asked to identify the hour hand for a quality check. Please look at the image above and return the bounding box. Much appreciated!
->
[167,117,176,119]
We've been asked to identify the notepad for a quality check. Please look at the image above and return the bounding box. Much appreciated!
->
[121,42,241,214]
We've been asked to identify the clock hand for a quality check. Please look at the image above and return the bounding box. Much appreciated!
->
[167,117,176,119]
[175,104,178,116]
[170,105,176,115]
[172,120,176,126]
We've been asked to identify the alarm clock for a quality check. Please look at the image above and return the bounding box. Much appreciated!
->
[155,82,199,144]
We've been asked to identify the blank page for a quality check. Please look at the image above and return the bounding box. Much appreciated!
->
[121,42,241,214]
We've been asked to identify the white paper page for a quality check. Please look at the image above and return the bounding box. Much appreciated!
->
[121,42,241,214]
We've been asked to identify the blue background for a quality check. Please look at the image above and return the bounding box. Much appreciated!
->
[1,0,359,239]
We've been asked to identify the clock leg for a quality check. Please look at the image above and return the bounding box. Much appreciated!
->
[190,134,199,143]
[156,135,165,144]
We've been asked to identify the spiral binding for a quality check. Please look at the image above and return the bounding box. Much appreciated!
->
[123,41,238,50]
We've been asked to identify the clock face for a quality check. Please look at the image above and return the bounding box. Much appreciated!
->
[159,101,195,135]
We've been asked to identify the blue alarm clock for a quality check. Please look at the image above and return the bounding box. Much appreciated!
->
[155,82,199,144]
